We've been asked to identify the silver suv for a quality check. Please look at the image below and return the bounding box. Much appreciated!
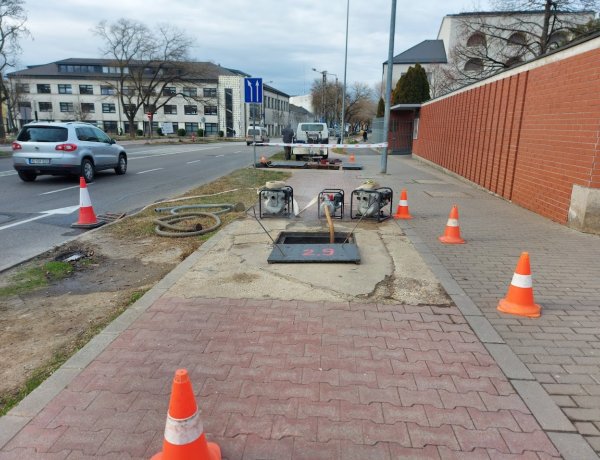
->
[12,122,127,182]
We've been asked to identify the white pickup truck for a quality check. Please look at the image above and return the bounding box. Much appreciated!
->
[293,122,329,159]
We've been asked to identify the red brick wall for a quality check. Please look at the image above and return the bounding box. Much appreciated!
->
[413,44,600,224]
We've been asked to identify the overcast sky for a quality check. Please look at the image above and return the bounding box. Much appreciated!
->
[18,0,490,96]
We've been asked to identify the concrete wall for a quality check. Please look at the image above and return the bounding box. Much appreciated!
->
[413,36,600,233]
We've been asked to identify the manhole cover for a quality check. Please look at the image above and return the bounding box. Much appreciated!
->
[268,231,360,264]
[424,191,471,198]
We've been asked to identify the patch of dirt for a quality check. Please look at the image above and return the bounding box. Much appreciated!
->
[0,232,195,406]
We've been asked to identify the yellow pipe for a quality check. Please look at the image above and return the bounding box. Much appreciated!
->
[324,204,335,243]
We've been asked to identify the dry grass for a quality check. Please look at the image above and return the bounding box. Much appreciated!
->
[107,167,290,245]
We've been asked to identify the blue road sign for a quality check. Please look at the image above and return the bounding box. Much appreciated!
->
[244,77,263,103]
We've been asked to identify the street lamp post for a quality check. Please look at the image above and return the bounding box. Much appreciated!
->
[312,68,327,123]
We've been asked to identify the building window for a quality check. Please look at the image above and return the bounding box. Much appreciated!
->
[16,83,30,93]
[37,84,51,94]
[58,64,102,73]
[205,123,218,135]
[58,84,72,94]
[103,121,118,133]
[466,33,486,47]
[184,105,198,115]
[163,86,177,96]
[203,88,217,97]
[123,104,137,113]
[39,102,52,112]
[185,122,198,134]
[508,32,527,46]
[81,103,95,113]
[204,106,217,116]
[464,58,484,72]
[79,85,93,95]
[122,86,135,96]
[60,102,74,112]
[102,103,116,113]
[164,105,177,115]
[182,87,197,97]
[101,85,116,95]
[103,66,128,74]
[19,102,31,109]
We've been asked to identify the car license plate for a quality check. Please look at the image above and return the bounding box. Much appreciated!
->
[29,158,50,165]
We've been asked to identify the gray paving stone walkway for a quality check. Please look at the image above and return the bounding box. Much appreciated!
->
[377,153,600,456]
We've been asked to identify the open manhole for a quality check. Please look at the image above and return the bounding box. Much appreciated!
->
[268,231,360,264]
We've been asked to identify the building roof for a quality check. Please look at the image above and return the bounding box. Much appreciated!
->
[7,58,239,81]
[384,40,447,65]
[289,103,312,116]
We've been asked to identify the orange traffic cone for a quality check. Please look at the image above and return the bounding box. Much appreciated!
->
[349,153,355,163]
[393,189,413,219]
[497,252,541,318]
[438,205,465,244]
[152,369,221,460]
[71,177,104,229]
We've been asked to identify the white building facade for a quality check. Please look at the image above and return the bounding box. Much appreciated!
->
[7,58,291,138]
[384,10,595,96]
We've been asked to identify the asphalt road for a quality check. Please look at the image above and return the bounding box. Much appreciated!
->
[0,140,277,272]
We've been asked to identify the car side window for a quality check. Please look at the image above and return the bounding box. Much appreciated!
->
[92,127,111,143]
[79,127,98,142]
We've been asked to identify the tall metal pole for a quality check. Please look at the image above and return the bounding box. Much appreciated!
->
[340,0,350,144]
[322,72,327,123]
[381,0,397,173]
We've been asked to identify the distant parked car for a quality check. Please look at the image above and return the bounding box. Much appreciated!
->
[246,127,270,145]
[12,121,127,183]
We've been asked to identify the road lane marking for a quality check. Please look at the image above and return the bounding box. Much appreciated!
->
[39,185,79,195]
[136,168,164,174]
[186,159,202,164]
[215,154,225,158]
[0,170,17,177]
[0,205,79,231]
[129,146,222,160]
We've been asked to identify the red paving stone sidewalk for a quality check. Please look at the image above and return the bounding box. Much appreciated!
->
[1,297,560,459]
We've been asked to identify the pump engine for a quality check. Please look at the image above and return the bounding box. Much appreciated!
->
[258,182,294,218]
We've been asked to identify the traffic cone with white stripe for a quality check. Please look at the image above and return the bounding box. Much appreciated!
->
[393,189,413,219]
[497,252,541,318]
[438,205,465,244]
[71,177,104,229]
[152,369,221,460]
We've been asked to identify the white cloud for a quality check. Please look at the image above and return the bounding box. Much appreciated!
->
[19,0,489,95]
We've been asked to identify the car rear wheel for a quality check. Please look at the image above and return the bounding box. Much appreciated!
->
[114,154,127,175]
[81,158,95,183]
[18,171,37,182]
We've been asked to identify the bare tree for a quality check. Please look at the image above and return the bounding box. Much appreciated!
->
[310,79,342,126]
[94,19,210,137]
[343,82,376,130]
[0,0,29,139]
[442,1,599,91]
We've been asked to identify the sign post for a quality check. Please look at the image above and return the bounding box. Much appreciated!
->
[146,112,154,140]
[244,77,263,167]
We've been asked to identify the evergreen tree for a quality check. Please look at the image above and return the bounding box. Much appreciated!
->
[392,63,430,105]
[376,97,385,117]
